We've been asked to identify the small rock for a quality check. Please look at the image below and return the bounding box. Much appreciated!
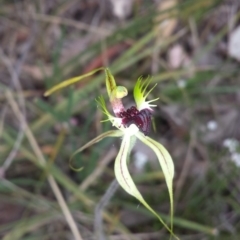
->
[228,25,240,61]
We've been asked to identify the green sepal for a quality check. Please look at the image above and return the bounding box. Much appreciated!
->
[115,132,178,239]
[136,132,176,238]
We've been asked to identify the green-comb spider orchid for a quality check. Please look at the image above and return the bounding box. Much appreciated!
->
[44,67,178,239]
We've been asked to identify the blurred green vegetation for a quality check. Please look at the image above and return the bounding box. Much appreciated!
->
[0,0,240,239]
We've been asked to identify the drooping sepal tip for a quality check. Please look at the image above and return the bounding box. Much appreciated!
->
[44,67,105,96]
[136,132,176,238]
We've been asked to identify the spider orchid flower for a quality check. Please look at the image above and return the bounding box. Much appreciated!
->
[44,68,177,239]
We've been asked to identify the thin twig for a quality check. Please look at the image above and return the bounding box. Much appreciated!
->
[0,50,26,172]
[0,106,7,138]
[0,106,7,178]
[30,12,110,36]
[94,179,119,240]
[0,25,35,171]
[108,230,164,240]
[80,147,117,191]
[6,90,83,240]
[175,131,195,203]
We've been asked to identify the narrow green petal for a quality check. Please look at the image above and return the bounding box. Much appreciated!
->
[136,132,175,237]
[96,96,114,120]
[115,134,177,238]
[44,67,105,96]
[96,96,124,129]
[70,130,123,162]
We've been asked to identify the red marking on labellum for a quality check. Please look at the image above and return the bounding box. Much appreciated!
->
[119,106,152,135]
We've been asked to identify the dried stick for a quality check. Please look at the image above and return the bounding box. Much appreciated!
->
[6,90,83,240]
[94,179,119,240]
